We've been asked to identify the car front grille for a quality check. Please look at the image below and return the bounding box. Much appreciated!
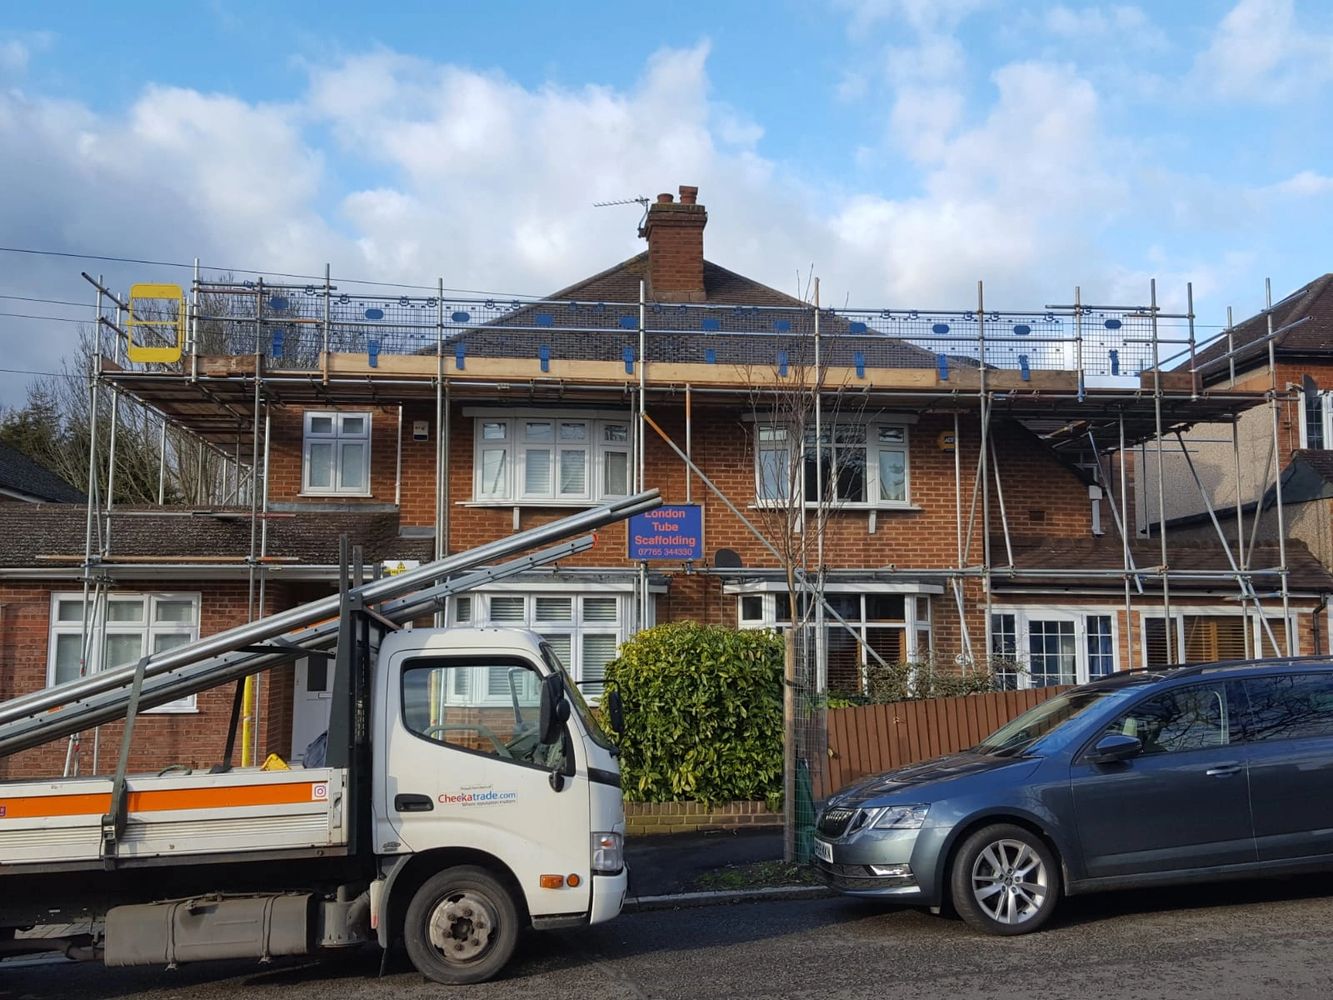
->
[817,807,859,838]
[811,858,917,893]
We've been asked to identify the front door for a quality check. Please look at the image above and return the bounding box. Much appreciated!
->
[1070,681,1255,879]
[291,656,334,761]
[379,651,593,917]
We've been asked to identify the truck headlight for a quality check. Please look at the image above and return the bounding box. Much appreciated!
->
[591,832,624,874]
[872,804,930,830]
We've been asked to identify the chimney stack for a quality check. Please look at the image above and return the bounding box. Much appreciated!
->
[639,184,707,302]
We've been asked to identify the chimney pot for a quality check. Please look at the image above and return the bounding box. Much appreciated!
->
[657,192,674,204]
[679,185,698,205]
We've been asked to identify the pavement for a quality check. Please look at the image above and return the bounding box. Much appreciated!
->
[624,828,785,897]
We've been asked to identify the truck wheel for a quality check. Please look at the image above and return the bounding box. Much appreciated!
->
[950,824,1060,935]
[403,866,520,985]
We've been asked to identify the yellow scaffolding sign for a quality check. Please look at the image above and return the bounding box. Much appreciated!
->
[125,283,186,363]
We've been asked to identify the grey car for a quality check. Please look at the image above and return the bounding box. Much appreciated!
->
[812,659,1333,934]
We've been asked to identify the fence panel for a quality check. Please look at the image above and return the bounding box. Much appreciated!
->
[825,686,1072,793]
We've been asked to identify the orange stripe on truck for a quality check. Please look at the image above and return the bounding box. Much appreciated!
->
[0,782,327,819]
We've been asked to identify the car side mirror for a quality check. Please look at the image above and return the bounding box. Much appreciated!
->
[539,672,571,746]
[1086,733,1142,764]
[606,689,626,737]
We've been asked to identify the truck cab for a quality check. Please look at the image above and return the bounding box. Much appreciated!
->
[371,626,627,982]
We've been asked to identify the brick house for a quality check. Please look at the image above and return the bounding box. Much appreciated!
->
[4,186,1329,778]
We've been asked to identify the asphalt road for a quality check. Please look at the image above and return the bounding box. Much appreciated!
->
[6,875,1333,1000]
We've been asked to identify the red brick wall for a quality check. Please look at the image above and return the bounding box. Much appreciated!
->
[0,582,296,780]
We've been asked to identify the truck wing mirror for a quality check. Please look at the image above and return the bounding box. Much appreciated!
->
[606,689,626,737]
[539,673,571,746]
[1085,733,1142,764]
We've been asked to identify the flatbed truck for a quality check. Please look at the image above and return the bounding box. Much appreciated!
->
[0,492,657,984]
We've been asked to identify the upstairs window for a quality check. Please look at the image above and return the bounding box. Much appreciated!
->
[470,410,632,504]
[304,411,372,495]
[754,420,910,507]
[1300,385,1331,450]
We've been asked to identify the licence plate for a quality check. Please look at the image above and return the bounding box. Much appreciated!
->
[813,838,833,863]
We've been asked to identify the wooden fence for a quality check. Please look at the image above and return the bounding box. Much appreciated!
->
[822,686,1071,795]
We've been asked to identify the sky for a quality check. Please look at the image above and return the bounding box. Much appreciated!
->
[1,0,1331,403]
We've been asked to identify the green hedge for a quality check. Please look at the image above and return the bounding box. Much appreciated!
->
[604,622,784,804]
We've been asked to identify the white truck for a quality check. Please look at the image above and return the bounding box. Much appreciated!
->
[0,492,656,985]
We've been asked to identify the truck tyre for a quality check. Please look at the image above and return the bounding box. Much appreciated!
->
[950,823,1060,936]
[403,866,520,985]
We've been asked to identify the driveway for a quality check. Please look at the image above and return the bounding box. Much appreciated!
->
[5,875,1333,999]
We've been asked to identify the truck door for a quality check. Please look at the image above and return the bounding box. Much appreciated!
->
[379,651,593,916]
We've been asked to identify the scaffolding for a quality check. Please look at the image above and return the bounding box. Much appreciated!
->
[63,261,1315,840]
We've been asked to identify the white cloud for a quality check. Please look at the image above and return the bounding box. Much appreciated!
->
[1044,5,1167,51]
[837,0,991,34]
[0,40,28,76]
[1194,0,1333,102]
[1269,170,1333,197]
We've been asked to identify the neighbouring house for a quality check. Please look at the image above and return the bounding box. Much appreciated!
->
[3,186,1328,779]
[0,441,85,503]
[1137,273,1333,641]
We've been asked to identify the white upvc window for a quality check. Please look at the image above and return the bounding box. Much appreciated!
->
[1299,385,1331,449]
[469,410,632,504]
[303,410,372,495]
[450,591,627,701]
[48,592,201,712]
[1140,610,1296,667]
[754,419,911,507]
[736,588,933,695]
[989,607,1118,689]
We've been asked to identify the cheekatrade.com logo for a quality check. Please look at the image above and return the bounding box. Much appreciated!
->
[437,787,518,806]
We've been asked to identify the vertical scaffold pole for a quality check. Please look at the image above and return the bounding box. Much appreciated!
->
[953,410,973,662]
[1150,278,1173,662]
[638,280,648,633]
[978,281,992,674]
[813,279,826,695]
[1266,278,1293,654]
[1118,414,1135,667]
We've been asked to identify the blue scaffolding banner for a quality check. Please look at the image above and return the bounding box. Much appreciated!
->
[627,504,703,561]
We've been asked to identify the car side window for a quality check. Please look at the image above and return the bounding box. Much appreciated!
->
[401,659,566,770]
[1101,684,1228,756]
[1240,674,1333,743]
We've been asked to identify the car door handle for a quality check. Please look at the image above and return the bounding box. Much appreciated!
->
[394,793,435,812]
[1204,763,1242,777]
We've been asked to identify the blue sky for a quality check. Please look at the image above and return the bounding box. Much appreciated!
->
[1,1,1331,401]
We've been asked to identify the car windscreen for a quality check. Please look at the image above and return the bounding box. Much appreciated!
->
[977,687,1132,756]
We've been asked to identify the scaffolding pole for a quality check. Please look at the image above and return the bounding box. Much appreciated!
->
[1266,278,1293,655]
[1149,278,1173,662]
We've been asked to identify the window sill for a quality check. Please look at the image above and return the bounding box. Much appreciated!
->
[748,501,923,513]
[461,498,627,508]
[299,491,375,500]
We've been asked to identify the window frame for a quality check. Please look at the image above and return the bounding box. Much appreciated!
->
[47,591,201,713]
[752,418,913,509]
[988,606,1120,689]
[1298,385,1331,450]
[468,410,632,505]
[449,589,631,701]
[302,409,373,497]
[735,589,933,692]
[1138,610,1297,667]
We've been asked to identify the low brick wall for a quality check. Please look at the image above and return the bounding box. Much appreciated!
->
[625,800,782,836]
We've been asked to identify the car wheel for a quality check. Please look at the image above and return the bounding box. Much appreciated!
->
[403,865,520,985]
[950,824,1060,935]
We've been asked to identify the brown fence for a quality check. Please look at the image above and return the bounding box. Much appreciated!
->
[823,687,1072,795]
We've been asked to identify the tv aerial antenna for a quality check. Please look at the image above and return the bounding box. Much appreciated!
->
[593,195,651,230]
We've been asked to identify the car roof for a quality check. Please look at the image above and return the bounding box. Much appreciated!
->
[1081,656,1333,692]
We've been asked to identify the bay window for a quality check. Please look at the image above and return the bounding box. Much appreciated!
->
[450,590,627,700]
[989,609,1118,688]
